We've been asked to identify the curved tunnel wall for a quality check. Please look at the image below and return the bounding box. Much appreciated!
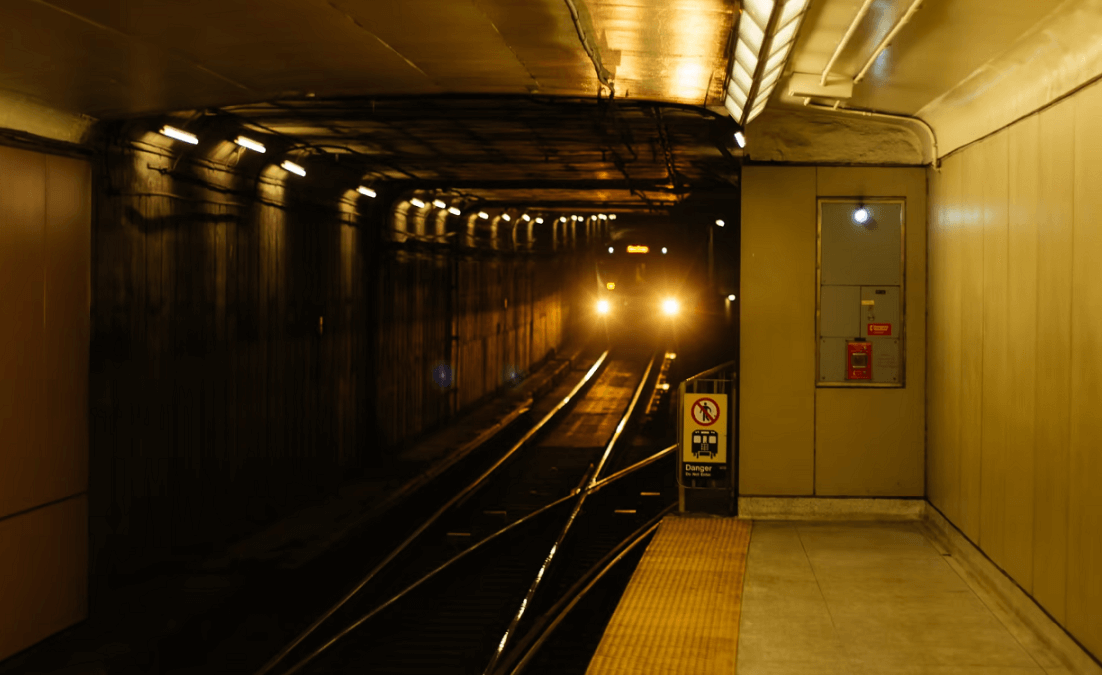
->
[88,127,577,582]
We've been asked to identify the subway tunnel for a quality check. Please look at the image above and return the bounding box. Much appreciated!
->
[1,0,1101,673]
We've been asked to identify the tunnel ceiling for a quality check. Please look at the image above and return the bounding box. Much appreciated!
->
[2,0,734,118]
[214,96,741,210]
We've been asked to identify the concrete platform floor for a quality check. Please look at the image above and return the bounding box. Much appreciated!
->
[739,521,1073,675]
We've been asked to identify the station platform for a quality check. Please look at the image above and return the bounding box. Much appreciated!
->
[588,507,1102,675]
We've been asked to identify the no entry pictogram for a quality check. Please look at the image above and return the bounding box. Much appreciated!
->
[690,397,720,426]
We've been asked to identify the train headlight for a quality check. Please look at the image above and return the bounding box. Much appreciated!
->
[662,298,680,316]
[597,299,611,315]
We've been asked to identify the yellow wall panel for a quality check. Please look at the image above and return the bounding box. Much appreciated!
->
[814,167,926,496]
[43,156,91,507]
[958,144,985,542]
[0,146,47,520]
[979,132,1010,569]
[926,166,945,509]
[0,495,87,662]
[1003,114,1039,591]
[933,154,964,524]
[740,166,816,495]
[1032,100,1075,624]
[1068,81,1102,658]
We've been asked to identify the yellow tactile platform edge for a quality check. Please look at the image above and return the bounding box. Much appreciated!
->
[586,516,753,675]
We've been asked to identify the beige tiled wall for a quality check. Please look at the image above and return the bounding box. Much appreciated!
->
[0,145,90,661]
[927,79,1102,659]
[739,166,926,497]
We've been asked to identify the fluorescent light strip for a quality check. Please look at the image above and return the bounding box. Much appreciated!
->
[358,186,377,197]
[743,0,775,27]
[160,125,198,145]
[725,95,745,122]
[235,136,266,153]
[280,160,305,177]
[739,12,766,55]
[732,61,755,96]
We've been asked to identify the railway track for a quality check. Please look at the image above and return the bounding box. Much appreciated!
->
[250,343,679,675]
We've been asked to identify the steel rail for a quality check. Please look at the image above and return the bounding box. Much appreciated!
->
[254,350,610,675]
[590,351,658,487]
[684,359,738,383]
[497,505,676,675]
[588,444,676,495]
[484,351,659,673]
[276,490,582,675]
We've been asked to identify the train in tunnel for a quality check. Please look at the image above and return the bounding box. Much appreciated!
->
[588,226,709,343]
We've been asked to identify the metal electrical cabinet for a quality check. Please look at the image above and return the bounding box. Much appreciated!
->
[817,199,905,387]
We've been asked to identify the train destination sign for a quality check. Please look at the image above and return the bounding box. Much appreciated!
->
[682,393,728,481]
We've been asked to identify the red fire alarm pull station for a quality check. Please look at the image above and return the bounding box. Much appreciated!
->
[847,341,872,380]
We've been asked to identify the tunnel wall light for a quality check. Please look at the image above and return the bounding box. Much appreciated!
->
[608,246,614,254]
[735,131,746,148]
[521,214,531,222]
[716,219,726,227]
[535,217,544,224]
[609,214,617,220]
[448,206,461,216]
[410,197,426,208]
[160,125,198,145]
[479,211,489,220]
[598,214,608,220]
[433,199,447,209]
[501,213,511,222]
[724,0,812,126]
[662,247,668,254]
[560,217,567,223]
[280,160,306,176]
[357,186,377,198]
[235,136,266,153]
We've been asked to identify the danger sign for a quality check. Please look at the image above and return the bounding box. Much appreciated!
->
[690,398,720,426]
[682,393,728,481]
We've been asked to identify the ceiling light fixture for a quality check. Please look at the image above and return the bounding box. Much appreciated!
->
[521,214,531,222]
[501,213,511,222]
[160,125,198,145]
[535,217,544,224]
[280,160,306,177]
[410,197,426,208]
[235,136,266,153]
[598,214,608,220]
[716,219,725,227]
[357,186,377,198]
[479,211,490,220]
[433,199,447,209]
[734,131,746,148]
[560,217,567,223]
[609,214,617,220]
[724,0,812,126]
[448,207,461,216]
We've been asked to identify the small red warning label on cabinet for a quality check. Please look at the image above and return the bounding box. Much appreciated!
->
[868,323,892,336]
